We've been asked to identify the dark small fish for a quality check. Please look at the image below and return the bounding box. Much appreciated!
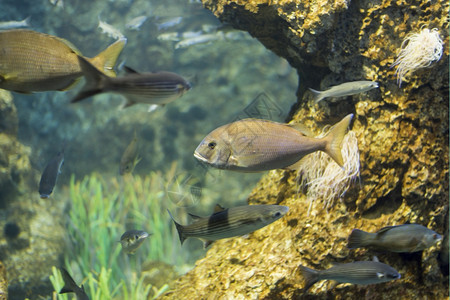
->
[168,204,289,248]
[120,230,150,254]
[59,267,89,300]
[119,130,140,175]
[71,56,191,108]
[39,148,64,199]
[299,257,400,292]
[348,224,442,252]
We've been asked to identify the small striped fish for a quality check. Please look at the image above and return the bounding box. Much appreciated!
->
[71,56,191,108]
[168,204,289,248]
[300,257,400,292]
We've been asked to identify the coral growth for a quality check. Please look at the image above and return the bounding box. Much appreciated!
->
[297,131,360,214]
[393,27,443,86]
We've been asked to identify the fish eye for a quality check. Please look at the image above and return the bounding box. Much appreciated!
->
[208,142,216,150]
[274,212,281,217]
[135,235,139,239]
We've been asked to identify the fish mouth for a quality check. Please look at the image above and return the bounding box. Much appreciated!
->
[193,151,208,163]
[280,206,289,214]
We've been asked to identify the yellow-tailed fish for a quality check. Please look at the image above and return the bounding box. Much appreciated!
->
[0,29,126,93]
[119,130,141,175]
[71,56,191,108]
[347,224,442,253]
[168,204,289,248]
[194,114,353,171]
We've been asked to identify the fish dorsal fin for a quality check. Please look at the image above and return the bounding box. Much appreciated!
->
[214,204,226,213]
[372,256,379,263]
[286,122,314,137]
[123,66,139,74]
[53,36,82,55]
[188,213,201,220]
[376,226,396,236]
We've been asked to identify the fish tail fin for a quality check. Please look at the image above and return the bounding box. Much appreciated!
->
[24,16,31,27]
[323,113,353,167]
[167,209,186,245]
[347,228,372,249]
[308,88,323,103]
[71,55,109,103]
[299,265,320,292]
[59,267,77,294]
[88,37,126,77]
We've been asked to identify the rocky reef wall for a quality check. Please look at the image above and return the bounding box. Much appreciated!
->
[162,0,449,299]
[0,91,66,299]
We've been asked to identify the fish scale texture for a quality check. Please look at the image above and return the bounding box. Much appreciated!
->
[162,0,448,299]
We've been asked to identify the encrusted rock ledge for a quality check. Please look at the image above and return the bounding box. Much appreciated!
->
[161,0,449,299]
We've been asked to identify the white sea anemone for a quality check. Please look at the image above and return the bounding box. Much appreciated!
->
[297,130,360,215]
[392,27,443,87]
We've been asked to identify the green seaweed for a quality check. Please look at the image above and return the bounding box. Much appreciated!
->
[50,171,193,299]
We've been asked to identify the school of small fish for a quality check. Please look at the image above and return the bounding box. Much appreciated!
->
[0,7,443,298]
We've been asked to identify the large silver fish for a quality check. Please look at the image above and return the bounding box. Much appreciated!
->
[309,81,378,103]
[39,148,64,199]
[71,56,191,108]
[120,230,150,254]
[59,267,89,300]
[194,114,353,171]
[300,257,400,292]
[347,224,442,252]
[168,204,289,248]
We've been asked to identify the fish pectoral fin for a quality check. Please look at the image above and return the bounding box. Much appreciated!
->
[201,239,214,249]
[148,104,159,112]
[228,155,243,167]
[376,272,384,279]
[407,237,422,252]
[1,73,19,82]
